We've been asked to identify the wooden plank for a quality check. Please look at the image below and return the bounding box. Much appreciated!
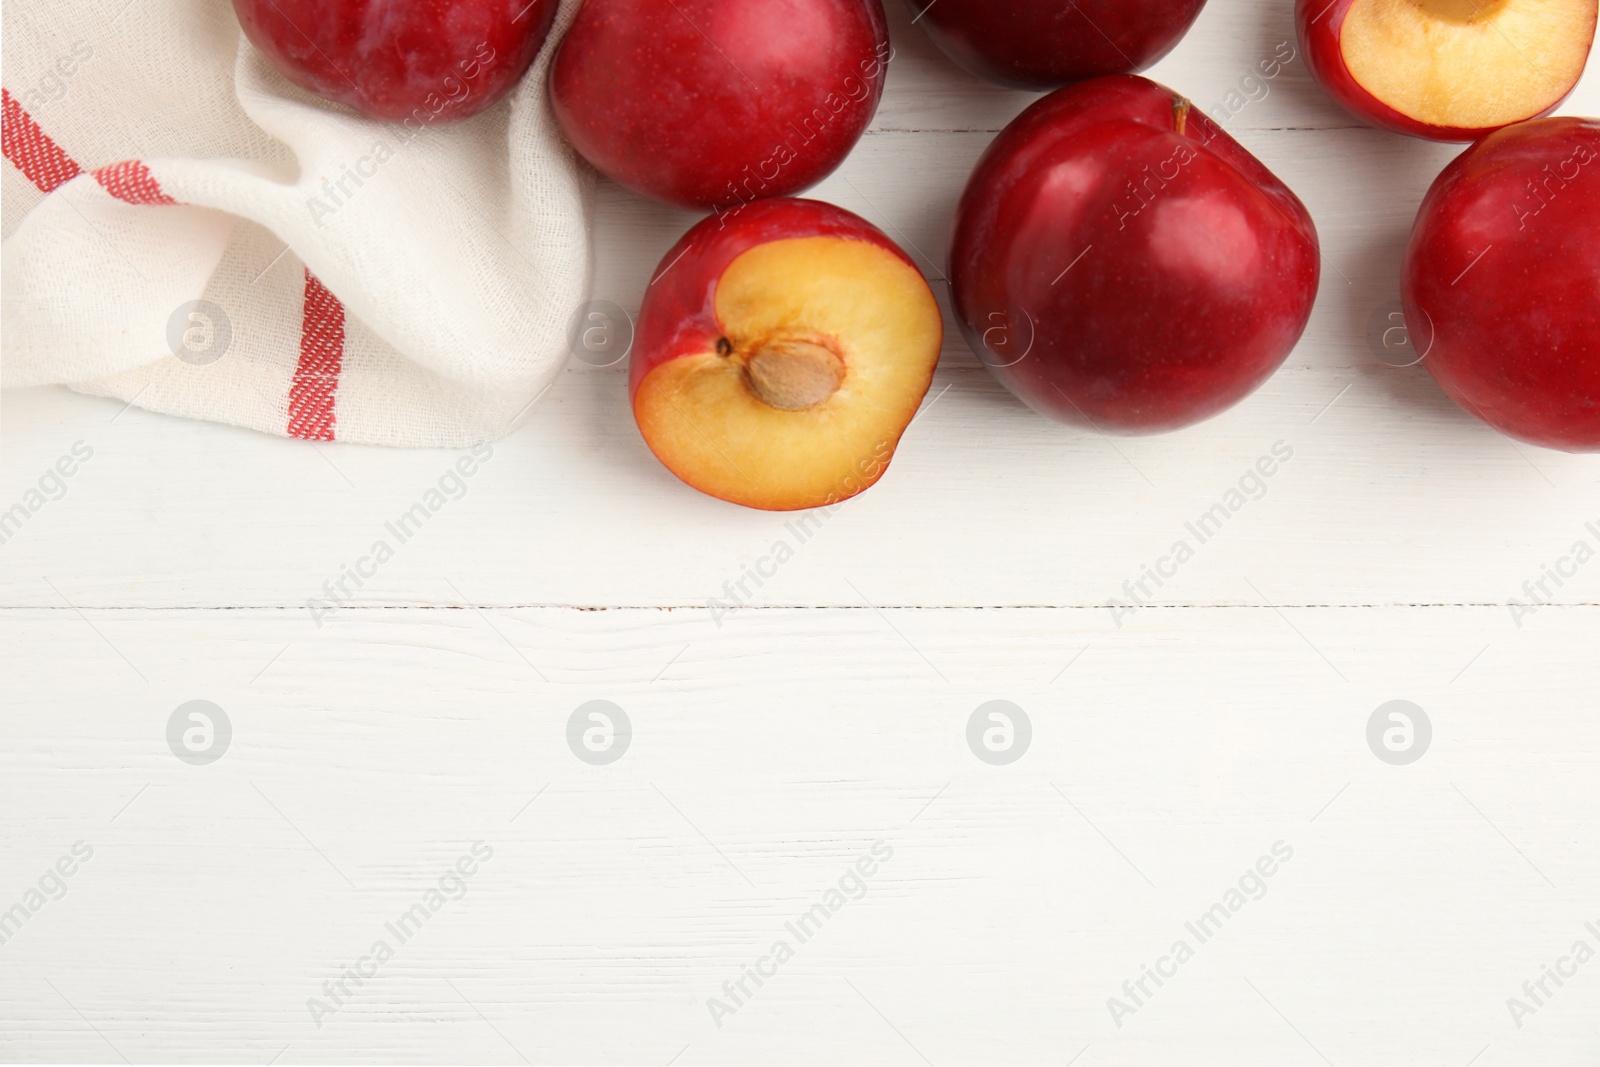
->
[1,606,1595,1062]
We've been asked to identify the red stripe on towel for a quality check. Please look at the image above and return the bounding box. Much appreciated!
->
[1,88,82,193]
[289,270,345,441]
[93,159,179,205]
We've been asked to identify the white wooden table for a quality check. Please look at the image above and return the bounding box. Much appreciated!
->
[3,2,1598,1063]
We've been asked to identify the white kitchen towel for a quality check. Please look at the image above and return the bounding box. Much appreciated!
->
[1,0,591,446]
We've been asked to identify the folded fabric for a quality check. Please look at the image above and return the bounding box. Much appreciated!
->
[2,0,592,446]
